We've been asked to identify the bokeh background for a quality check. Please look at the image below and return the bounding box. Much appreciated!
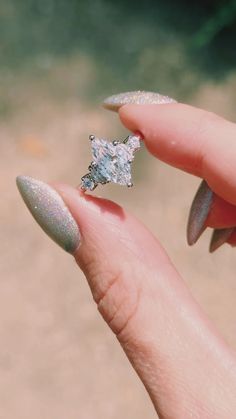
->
[1,0,236,417]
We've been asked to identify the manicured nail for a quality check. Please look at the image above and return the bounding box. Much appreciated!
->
[102,90,177,112]
[187,180,213,245]
[209,227,234,253]
[16,176,80,253]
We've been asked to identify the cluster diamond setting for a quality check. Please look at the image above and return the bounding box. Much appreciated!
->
[81,134,141,191]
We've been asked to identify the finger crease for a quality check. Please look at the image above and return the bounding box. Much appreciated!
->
[95,271,122,306]
[116,286,141,338]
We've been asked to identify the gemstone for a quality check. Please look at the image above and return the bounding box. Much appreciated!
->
[125,135,141,151]
[81,175,96,191]
[91,137,138,186]
[81,134,141,190]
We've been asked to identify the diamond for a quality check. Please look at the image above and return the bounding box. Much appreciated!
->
[81,134,141,191]
[125,135,141,152]
[81,175,96,191]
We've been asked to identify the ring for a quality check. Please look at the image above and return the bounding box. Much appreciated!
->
[80,133,141,191]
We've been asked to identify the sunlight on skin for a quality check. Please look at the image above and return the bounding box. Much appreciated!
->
[16,101,236,418]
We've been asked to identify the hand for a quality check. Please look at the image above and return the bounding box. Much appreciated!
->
[16,96,236,418]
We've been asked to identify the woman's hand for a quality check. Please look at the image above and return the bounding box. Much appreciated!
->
[16,94,236,419]
[119,101,236,249]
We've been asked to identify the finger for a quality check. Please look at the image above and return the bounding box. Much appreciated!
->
[206,194,236,252]
[227,229,236,246]
[57,184,236,418]
[207,195,236,228]
[187,180,236,246]
[119,103,236,205]
[16,176,236,418]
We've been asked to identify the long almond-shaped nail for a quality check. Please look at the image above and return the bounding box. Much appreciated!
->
[209,227,234,253]
[187,180,213,245]
[16,176,80,253]
[102,90,177,112]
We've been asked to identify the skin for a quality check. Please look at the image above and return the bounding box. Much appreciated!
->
[53,104,236,418]
[17,102,236,418]
[119,104,236,229]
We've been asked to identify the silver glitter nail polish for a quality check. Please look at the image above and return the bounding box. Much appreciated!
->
[187,180,213,246]
[209,227,234,253]
[16,176,80,253]
[102,90,177,112]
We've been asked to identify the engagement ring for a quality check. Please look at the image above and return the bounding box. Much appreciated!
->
[80,133,141,191]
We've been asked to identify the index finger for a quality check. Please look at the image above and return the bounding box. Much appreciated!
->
[119,103,236,205]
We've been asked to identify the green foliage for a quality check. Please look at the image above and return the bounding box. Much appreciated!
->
[192,0,236,47]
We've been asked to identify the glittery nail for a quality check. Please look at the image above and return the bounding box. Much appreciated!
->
[16,176,80,253]
[102,90,177,112]
[209,228,234,253]
[187,180,213,245]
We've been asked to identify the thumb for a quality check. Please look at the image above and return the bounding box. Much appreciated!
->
[17,176,236,418]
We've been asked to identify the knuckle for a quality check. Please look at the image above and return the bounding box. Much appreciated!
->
[97,268,140,337]
[76,247,141,338]
[77,249,116,303]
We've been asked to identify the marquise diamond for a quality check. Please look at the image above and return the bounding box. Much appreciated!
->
[81,134,141,191]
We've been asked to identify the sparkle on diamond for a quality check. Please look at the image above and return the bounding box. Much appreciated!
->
[81,135,140,190]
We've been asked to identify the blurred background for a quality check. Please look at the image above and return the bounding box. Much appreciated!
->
[1,0,236,417]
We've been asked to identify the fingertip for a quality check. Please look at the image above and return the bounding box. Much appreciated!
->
[55,183,125,219]
[118,104,140,132]
[119,103,204,174]
[119,102,184,131]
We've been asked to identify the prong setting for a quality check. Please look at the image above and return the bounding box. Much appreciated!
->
[81,174,97,191]
[80,133,141,192]
[88,161,97,170]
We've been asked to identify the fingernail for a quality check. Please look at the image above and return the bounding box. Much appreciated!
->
[187,180,213,245]
[209,227,234,253]
[102,90,177,112]
[16,176,80,253]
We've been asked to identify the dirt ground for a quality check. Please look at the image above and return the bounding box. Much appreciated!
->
[1,57,236,418]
